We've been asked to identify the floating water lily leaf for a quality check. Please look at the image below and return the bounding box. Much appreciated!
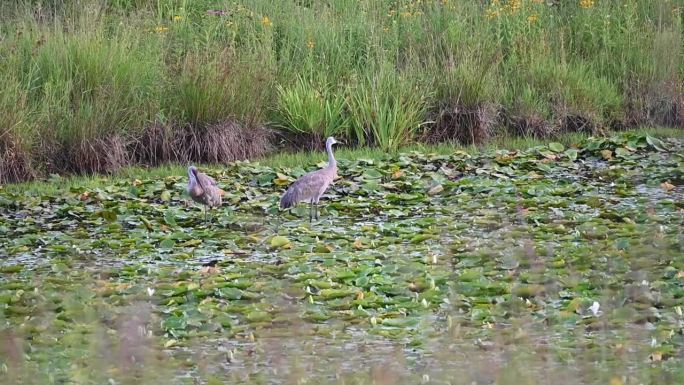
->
[313,243,333,253]
[160,190,172,202]
[217,287,243,300]
[0,265,23,273]
[646,135,667,151]
[362,169,383,180]
[318,289,356,300]
[273,173,291,186]
[164,210,177,226]
[549,142,564,153]
[409,234,432,244]
[97,210,117,222]
[179,239,202,247]
[163,315,187,333]
[381,317,419,328]
[246,311,272,323]
[160,239,176,249]
[270,236,291,248]
[615,147,631,158]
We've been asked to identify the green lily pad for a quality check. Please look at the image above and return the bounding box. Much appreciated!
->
[549,142,564,153]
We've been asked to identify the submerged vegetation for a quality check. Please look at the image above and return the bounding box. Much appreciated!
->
[1,0,684,182]
[1,132,684,383]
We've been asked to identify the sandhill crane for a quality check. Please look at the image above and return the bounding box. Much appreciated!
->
[187,166,224,222]
[280,136,341,221]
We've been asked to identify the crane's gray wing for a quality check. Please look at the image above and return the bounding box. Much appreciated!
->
[202,173,218,186]
[196,172,218,189]
[280,171,325,208]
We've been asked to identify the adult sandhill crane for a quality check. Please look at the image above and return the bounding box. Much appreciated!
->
[280,136,341,221]
[187,166,224,222]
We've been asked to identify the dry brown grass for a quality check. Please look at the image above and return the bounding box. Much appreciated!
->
[505,113,555,139]
[132,123,179,166]
[176,120,273,164]
[58,135,131,175]
[623,81,684,131]
[427,104,499,145]
[0,133,35,184]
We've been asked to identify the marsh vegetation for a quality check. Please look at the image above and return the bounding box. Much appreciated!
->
[1,133,683,384]
[1,0,683,183]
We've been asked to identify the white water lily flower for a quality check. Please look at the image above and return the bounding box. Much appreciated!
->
[147,287,155,296]
[589,301,601,316]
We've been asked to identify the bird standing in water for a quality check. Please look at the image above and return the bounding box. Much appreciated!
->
[280,136,341,221]
[187,166,224,223]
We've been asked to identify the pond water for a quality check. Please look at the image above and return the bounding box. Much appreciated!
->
[1,134,683,384]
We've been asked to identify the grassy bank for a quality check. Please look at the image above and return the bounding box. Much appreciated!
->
[1,0,683,183]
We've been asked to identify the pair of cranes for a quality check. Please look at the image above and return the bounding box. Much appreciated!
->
[186,137,341,222]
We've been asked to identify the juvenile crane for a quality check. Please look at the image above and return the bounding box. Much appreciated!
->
[187,166,223,222]
[280,136,341,221]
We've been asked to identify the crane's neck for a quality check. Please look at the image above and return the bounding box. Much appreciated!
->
[326,141,336,169]
[188,168,197,185]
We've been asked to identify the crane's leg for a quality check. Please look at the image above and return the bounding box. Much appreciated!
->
[309,203,313,222]
[314,202,319,220]
[204,205,208,224]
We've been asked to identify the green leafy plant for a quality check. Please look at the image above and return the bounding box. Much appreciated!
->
[347,68,431,151]
[273,77,349,141]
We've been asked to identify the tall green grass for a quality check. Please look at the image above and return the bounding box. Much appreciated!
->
[272,76,348,146]
[1,0,683,183]
[347,65,431,150]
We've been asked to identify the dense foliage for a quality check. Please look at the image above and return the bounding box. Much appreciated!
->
[1,0,683,182]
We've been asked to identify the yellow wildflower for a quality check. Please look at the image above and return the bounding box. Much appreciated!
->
[527,14,538,23]
[262,16,272,27]
[307,40,315,49]
[579,0,595,8]
[400,11,412,17]
[485,8,500,19]
[507,0,522,13]
[154,26,169,33]
[173,15,182,22]
[532,0,543,3]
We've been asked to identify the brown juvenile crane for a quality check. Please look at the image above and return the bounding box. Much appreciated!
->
[280,136,341,221]
[187,166,224,222]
